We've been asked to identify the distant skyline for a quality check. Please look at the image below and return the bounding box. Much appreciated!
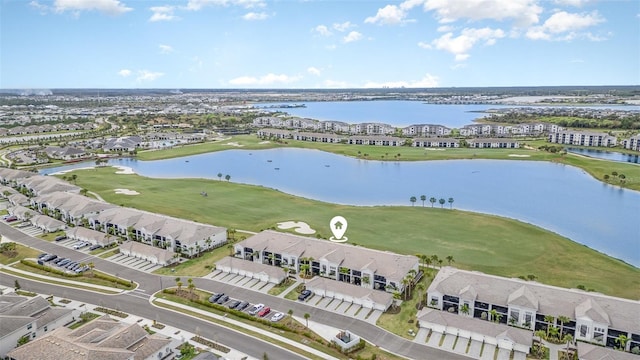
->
[1,0,639,89]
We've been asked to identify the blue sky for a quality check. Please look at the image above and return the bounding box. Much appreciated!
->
[1,0,639,88]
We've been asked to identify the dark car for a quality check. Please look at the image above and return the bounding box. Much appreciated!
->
[89,244,103,251]
[209,293,224,303]
[5,216,17,222]
[216,295,229,304]
[43,254,58,262]
[227,300,241,309]
[54,235,67,242]
[236,301,250,311]
[298,289,312,301]
[38,253,48,259]
[57,259,70,267]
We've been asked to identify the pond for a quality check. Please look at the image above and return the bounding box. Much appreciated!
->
[567,147,640,164]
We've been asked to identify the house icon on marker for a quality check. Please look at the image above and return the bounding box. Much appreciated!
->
[333,221,343,229]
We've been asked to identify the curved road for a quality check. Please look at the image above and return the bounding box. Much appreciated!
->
[1,222,465,360]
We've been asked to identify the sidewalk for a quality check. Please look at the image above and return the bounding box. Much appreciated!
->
[153,297,342,360]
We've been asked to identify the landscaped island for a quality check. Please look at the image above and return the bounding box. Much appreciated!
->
[64,166,639,300]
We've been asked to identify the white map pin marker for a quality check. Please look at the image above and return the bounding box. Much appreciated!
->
[329,216,348,243]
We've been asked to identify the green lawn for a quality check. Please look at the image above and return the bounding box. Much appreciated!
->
[0,244,41,265]
[154,244,231,277]
[62,166,640,299]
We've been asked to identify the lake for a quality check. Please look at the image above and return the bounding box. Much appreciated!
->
[260,100,640,128]
[42,149,640,266]
[567,147,640,164]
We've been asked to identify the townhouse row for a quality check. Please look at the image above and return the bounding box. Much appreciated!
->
[0,168,227,259]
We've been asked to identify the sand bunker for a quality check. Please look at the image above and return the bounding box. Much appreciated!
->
[49,166,95,175]
[114,188,140,195]
[113,166,135,174]
[259,141,271,144]
[225,142,245,147]
[508,154,531,158]
[424,148,445,151]
[277,221,316,235]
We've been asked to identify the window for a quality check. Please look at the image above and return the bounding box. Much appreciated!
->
[594,327,605,342]
[525,312,533,326]
[510,309,520,323]
[44,326,48,332]
[580,325,589,337]
[27,324,32,330]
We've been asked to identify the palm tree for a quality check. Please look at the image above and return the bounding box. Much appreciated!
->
[439,198,445,208]
[448,197,454,209]
[420,195,426,207]
[460,303,470,316]
[416,283,426,308]
[287,309,294,327]
[410,196,417,206]
[304,313,310,328]
[563,333,574,356]
[225,174,231,182]
[429,197,436,207]
[446,255,454,265]
[489,309,499,323]
[616,334,629,351]
[187,278,195,294]
[71,174,77,184]
[544,315,555,337]
[557,315,570,337]
[548,326,560,341]
[175,277,182,292]
[217,172,223,181]
[88,262,95,276]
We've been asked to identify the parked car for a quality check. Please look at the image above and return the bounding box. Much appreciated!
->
[17,222,30,228]
[209,293,224,303]
[216,295,229,304]
[75,265,89,273]
[57,259,70,267]
[72,242,88,250]
[66,262,78,270]
[42,254,58,262]
[227,300,241,309]
[5,216,17,222]
[54,235,67,242]
[270,312,285,322]
[298,289,312,301]
[89,244,102,251]
[236,301,250,311]
[248,303,265,315]
[38,253,49,259]
[257,307,271,318]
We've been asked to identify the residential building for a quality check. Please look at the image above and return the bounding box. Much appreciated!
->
[103,136,142,152]
[349,123,395,135]
[348,136,405,146]
[256,128,291,139]
[412,138,460,148]
[621,134,640,151]
[119,241,177,266]
[468,138,520,149]
[233,230,419,294]
[6,315,177,360]
[31,191,117,225]
[215,256,286,284]
[460,124,493,137]
[427,267,640,351]
[43,146,86,160]
[65,226,118,247]
[16,175,81,196]
[293,132,345,143]
[402,124,452,137]
[0,294,76,357]
[549,131,617,147]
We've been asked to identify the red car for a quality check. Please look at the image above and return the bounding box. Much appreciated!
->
[257,307,271,317]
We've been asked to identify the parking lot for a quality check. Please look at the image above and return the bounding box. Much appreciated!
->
[208,269,383,324]
[207,269,276,294]
[206,290,289,324]
[105,252,163,273]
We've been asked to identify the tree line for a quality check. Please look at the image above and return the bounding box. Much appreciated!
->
[409,195,454,209]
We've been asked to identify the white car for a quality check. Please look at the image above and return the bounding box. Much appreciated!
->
[270,312,285,322]
[248,303,264,315]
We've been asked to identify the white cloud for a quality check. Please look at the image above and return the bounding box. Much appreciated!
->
[314,25,332,36]
[363,74,439,88]
[53,0,132,15]
[437,25,454,32]
[365,4,408,25]
[428,27,505,61]
[307,67,321,76]
[342,31,363,43]
[423,0,542,27]
[228,73,302,86]
[526,11,605,40]
[186,0,265,11]
[118,69,132,77]
[332,21,354,32]
[242,12,268,20]
[30,1,50,13]
[149,6,178,22]
[554,0,590,6]
[159,44,174,54]
[137,70,164,82]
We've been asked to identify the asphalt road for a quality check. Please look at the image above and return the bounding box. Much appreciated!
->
[1,222,466,360]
